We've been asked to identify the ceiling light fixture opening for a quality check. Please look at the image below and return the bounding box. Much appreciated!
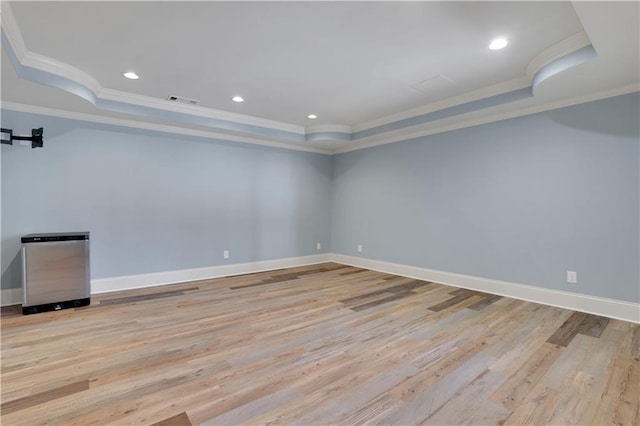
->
[307,114,318,119]
[232,96,244,103]
[122,71,140,80]
[489,38,508,50]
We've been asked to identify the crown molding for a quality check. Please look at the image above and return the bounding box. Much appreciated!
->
[0,102,333,155]
[305,124,353,134]
[351,77,531,134]
[0,2,26,62]
[1,2,306,141]
[22,51,103,98]
[1,3,632,154]
[332,84,639,154]
[98,88,304,136]
[4,84,635,156]
[352,31,592,136]
[531,45,598,92]
[526,31,591,78]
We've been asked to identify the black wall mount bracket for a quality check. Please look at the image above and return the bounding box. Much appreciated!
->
[1,127,44,148]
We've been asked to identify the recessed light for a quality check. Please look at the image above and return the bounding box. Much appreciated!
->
[489,38,508,50]
[122,71,140,80]
[307,114,318,119]
[232,96,244,103]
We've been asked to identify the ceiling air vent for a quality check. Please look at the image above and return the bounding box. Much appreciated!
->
[166,95,199,105]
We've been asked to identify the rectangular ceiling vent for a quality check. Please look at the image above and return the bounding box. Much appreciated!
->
[166,95,199,105]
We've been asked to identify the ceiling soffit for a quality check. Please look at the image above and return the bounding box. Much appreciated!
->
[1,2,637,153]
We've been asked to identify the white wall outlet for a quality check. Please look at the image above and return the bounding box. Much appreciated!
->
[316,242,321,250]
[223,250,229,259]
[357,244,363,253]
[567,270,577,284]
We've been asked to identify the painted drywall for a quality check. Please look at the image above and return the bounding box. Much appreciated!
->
[332,93,640,303]
[1,111,332,289]
[2,93,639,304]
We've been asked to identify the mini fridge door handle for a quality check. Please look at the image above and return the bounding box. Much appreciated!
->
[21,246,27,306]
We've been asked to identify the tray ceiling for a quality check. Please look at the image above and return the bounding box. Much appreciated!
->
[1,1,638,153]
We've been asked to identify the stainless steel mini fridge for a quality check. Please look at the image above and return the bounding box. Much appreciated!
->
[21,232,90,314]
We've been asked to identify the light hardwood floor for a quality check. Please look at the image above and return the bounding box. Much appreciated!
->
[1,263,638,425]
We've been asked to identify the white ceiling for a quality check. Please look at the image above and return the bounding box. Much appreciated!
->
[1,1,638,153]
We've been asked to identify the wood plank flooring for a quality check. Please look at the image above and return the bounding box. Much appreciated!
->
[1,263,638,425]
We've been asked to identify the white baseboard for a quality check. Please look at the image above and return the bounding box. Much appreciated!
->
[4,253,638,324]
[91,253,332,294]
[329,254,640,324]
[1,253,332,306]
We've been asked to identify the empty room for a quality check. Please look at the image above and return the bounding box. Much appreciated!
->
[1,1,638,425]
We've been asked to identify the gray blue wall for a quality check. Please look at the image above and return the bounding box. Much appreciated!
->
[2,93,639,303]
[1,112,332,289]
[332,93,640,303]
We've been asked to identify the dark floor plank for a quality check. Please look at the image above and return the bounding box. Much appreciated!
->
[151,412,192,426]
[468,294,503,311]
[230,276,298,289]
[427,293,477,312]
[231,266,350,289]
[339,290,394,306]
[546,311,591,347]
[338,279,429,306]
[577,314,610,338]
[385,280,433,293]
[99,288,198,306]
[448,288,485,297]
[1,380,90,415]
[350,291,413,312]
[339,269,369,276]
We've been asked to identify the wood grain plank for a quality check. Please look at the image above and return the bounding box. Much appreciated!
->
[577,313,610,338]
[1,380,89,415]
[0,263,636,425]
[150,412,192,426]
[427,293,478,312]
[489,342,565,410]
[422,369,507,425]
[546,311,590,346]
[350,291,414,312]
[99,288,199,306]
[467,294,503,311]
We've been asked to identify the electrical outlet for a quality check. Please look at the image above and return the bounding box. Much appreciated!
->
[357,244,363,253]
[567,270,577,284]
[316,242,321,250]
[223,250,229,259]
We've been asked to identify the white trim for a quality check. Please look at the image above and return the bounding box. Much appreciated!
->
[1,254,331,306]
[2,85,638,157]
[21,51,103,96]
[305,124,353,134]
[91,254,332,294]
[333,84,640,154]
[351,77,531,133]
[98,89,304,135]
[2,2,636,154]
[4,254,638,324]
[0,2,27,62]
[1,288,23,307]
[0,102,333,155]
[1,4,303,137]
[526,32,591,79]
[329,254,640,324]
